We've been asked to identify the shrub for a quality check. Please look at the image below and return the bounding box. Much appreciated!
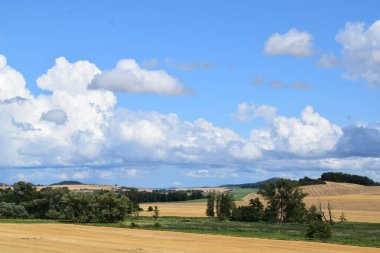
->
[306,221,332,241]
[0,202,28,218]
[96,192,130,223]
[147,206,154,212]
[45,209,61,219]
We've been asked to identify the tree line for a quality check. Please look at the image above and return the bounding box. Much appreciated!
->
[119,188,204,203]
[0,181,132,223]
[320,172,380,186]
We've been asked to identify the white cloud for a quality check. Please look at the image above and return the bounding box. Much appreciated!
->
[271,106,343,155]
[264,29,313,57]
[90,59,192,95]
[235,102,277,122]
[235,103,343,156]
[0,54,361,174]
[37,57,101,94]
[0,55,31,101]
[317,53,340,68]
[336,20,380,85]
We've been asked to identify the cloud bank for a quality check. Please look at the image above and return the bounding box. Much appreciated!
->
[0,54,378,184]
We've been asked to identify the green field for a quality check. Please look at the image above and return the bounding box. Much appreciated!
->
[230,187,258,200]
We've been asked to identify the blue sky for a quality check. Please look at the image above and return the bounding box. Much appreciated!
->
[0,1,379,187]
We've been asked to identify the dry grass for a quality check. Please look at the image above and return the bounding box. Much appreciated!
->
[0,223,378,253]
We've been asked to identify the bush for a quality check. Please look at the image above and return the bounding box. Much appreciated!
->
[96,192,130,223]
[45,209,61,219]
[0,202,29,218]
[147,206,154,212]
[231,198,264,222]
[306,221,332,241]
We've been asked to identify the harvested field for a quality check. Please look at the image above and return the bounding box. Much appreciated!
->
[141,182,380,223]
[0,223,378,253]
[140,202,207,217]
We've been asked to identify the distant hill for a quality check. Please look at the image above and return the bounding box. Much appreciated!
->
[50,180,83,186]
[220,177,282,188]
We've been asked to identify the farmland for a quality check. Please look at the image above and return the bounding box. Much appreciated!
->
[0,223,379,253]
[141,182,380,223]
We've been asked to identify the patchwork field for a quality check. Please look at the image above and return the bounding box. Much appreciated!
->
[303,182,380,223]
[141,182,380,223]
[0,223,379,253]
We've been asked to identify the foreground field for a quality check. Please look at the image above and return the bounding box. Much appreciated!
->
[0,223,379,253]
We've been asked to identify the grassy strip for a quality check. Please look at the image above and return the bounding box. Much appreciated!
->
[90,217,380,248]
[1,217,379,248]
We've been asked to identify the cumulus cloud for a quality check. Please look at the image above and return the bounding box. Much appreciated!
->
[37,57,101,94]
[0,53,376,180]
[264,29,313,57]
[235,104,343,156]
[336,20,380,85]
[269,106,343,155]
[90,59,192,95]
[0,55,31,101]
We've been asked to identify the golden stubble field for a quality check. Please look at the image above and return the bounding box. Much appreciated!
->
[0,223,379,253]
[141,182,380,223]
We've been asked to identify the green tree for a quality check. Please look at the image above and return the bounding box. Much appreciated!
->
[96,191,131,223]
[231,197,264,222]
[216,192,235,221]
[0,202,28,218]
[206,192,215,217]
[60,192,98,223]
[12,181,40,204]
[259,179,308,223]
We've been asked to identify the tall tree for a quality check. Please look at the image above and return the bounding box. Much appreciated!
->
[258,179,308,223]
[216,192,235,221]
[206,192,215,217]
